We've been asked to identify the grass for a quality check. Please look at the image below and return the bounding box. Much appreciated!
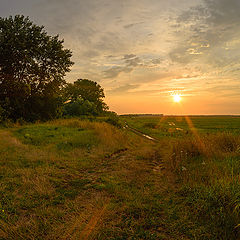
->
[14,125,97,151]
[1,116,240,239]
[0,118,160,239]
[157,132,240,239]
[121,115,240,138]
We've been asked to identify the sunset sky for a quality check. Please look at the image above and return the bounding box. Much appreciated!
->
[1,0,240,115]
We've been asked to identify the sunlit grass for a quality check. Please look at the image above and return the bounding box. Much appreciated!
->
[158,132,240,239]
[122,115,240,138]
[1,117,240,239]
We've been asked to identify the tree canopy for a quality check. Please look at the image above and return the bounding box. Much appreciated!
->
[0,15,74,121]
[64,79,109,116]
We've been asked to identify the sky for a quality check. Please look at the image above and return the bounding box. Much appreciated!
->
[1,0,240,115]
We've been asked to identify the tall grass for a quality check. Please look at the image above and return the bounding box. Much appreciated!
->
[50,118,131,154]
[160,132,240,239]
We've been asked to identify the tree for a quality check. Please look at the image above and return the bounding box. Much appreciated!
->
[64,99,98,116]
[0,15,74,121]
[64,79,108,116]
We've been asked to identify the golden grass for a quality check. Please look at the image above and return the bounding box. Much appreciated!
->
[50,118,131,153]
[164,132,240,173]
[2,118,240,239]
[0,119,150,239]
[0,130,26,149]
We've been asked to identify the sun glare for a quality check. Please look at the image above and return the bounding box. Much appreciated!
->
[173,94,181,103]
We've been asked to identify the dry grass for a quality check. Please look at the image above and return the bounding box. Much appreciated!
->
[151,132,240,239]
[0,119,161,239]
[164,132,240,172]
[50,118,130,153]
[1,118,240,239]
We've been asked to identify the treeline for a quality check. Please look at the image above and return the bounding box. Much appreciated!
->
[0,15,112,122]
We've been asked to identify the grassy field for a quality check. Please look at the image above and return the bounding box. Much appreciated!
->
[1,117,240,239]
[121,115,240,138]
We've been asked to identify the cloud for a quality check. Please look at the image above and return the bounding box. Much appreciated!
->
[151,58,162,64]
[108,84,140,94]
[123,54,137,59]
[123,21,144,29]
[103,66,133,79]
[103,53,163,79]
[125,57,142,67]
[170,0,240,71]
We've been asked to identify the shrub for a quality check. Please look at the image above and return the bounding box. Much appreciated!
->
[105,115,122,128]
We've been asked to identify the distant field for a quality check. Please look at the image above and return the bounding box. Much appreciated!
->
[121,115,240,138]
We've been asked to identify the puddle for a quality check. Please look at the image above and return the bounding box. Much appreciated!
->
[142,134,155,141]
[168,122,176,126]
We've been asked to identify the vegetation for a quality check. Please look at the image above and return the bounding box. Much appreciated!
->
[0,119,134,239]
[160,133,240,237]
[63,79,109,117]
[0,16,109,123]
[0,15,73,121]
[105,112,123,128]
[122,115,240,138]
[122,115,240,239]
[1,116,240,239]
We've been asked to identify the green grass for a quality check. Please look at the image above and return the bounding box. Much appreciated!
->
[1,117,240,239]
[121,115,240,138]
[157,133,240,239]
[14,125,98,151]
[1,119,161,239]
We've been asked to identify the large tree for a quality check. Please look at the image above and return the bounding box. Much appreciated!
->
[0,15,74,121]
[64,79,109,116]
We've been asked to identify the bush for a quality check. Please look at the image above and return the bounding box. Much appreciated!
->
[105,114,122,128]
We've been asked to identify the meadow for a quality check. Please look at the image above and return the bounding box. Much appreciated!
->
[0,116,240,239]
[121,115,240,138]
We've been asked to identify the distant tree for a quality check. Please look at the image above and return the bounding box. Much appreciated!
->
[64,79,109,116]
[105,112,122,128]
[0,15,74,121]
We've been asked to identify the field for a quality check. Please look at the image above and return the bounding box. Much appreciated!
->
[1,116,240,239]
[121,115,240,138]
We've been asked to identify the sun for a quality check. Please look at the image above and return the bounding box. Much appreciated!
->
[173,94,181,102]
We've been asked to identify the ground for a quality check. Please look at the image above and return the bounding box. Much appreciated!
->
[0,117,240,239]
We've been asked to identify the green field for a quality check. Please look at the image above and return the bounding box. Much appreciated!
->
[121,115,240,138]
[1,117,240,239]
